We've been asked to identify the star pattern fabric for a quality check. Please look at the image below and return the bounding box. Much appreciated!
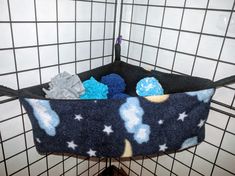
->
[197,119,205,128]
[67,141,78,150]
[103,125,114,135]
[177,112,188,122]
[22,87,214,157]
[159,144,168,152]
[74,114,83,121]
[87,149,96,157]
[158,119,164,125]
[36,138,41,143]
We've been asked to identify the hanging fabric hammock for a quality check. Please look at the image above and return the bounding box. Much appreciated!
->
[0,40,234,158]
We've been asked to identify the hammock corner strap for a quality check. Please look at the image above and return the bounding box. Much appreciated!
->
[0,43,235,158]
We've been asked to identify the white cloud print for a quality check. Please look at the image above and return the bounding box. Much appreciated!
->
[119,97,151,144]
[26,99,60,136]
[186,88,215,103]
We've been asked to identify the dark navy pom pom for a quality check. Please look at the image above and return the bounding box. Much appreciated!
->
[101,73,126,98]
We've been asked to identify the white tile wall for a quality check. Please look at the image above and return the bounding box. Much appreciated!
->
[76,23,90,41]
[36,0,56,21]
[173,53,194,74]
[58,0,75,21]
[59,23,75,43]
[0,1,115,175]
[177,32,200,54]
[144,26,160,46]
[0,0,235,176]
[15,48,38,71]
[10,0,35,21]
[0,50,15,74]
[0,0,9,21]
[182,9,205,32]
[0,23,12,48]
[197,35,223,59]
[130,24,144,43]
[92,23,104,40]
[203,11,230,36]
[12,23,37,47]
[59,44,75,64]
[160,29,179,50]
[163,8,183,29]
[147,6,164,26]
[120,1,235,176]
[192,57,217,79]
[132,5,147,24]
[142,46,157,65]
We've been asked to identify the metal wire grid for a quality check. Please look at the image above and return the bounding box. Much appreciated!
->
[113,0,235,175]
[0,0,117,175]
[0,0,235,176]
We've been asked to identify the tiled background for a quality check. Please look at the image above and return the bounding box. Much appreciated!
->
[116,0,235,175]
[0,0,235,176]
[0,0,116,175]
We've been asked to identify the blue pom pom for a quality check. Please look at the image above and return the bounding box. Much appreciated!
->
[101,73,126,98]
[136,77,164,97]
[111,93,130,99]
[80,77,108,99]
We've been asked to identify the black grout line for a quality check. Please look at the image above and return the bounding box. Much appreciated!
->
[6,1,31,176]
[210,94,235,175]
[56,0,61,74]
[118,0,124,37]
[75,0,78,75]
[0,0,235,176]
[102,0,108,65]
[0,38,114,51]
[0,20,115,23]
[138,0,150,67]
[120,38,235,66]
[72,0,116,5]
[170,0,187,73]
[33,0,42,86]
[89,0,93,71]
[120,20,235,40]
[122,2,235,12]
[74,1,79,175]
[153,0,167,69]
[111,0,118,62]
[125,0,135,63]
[190,0,211,76]
[0,132,8,176]
[212,1,235,82]
[0,54,113,78]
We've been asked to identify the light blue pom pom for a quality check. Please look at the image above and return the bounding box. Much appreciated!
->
[80,77,108,99]
[136,77,164,97]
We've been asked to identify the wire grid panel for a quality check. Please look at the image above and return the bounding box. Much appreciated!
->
[115,0,235,175]
[0,0,117,175]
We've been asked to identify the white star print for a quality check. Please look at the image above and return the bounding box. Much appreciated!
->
[177,112,188,122]
[158,119,164,125]
[87,148,96,157]
[94,100,97,103]
[197,119,206,128]
[103,125,114,135]
[67,141,77,150]
[74,114,83,121]
[159,143,168,152]
[36,138,41,143]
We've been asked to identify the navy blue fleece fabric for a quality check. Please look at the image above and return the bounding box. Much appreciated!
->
[20,88,214,157]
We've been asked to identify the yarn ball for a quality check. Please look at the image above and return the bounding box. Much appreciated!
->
[111,93,130,99]
[101,73,126,98]
[80,77,108,99]
[136,77,164,97]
